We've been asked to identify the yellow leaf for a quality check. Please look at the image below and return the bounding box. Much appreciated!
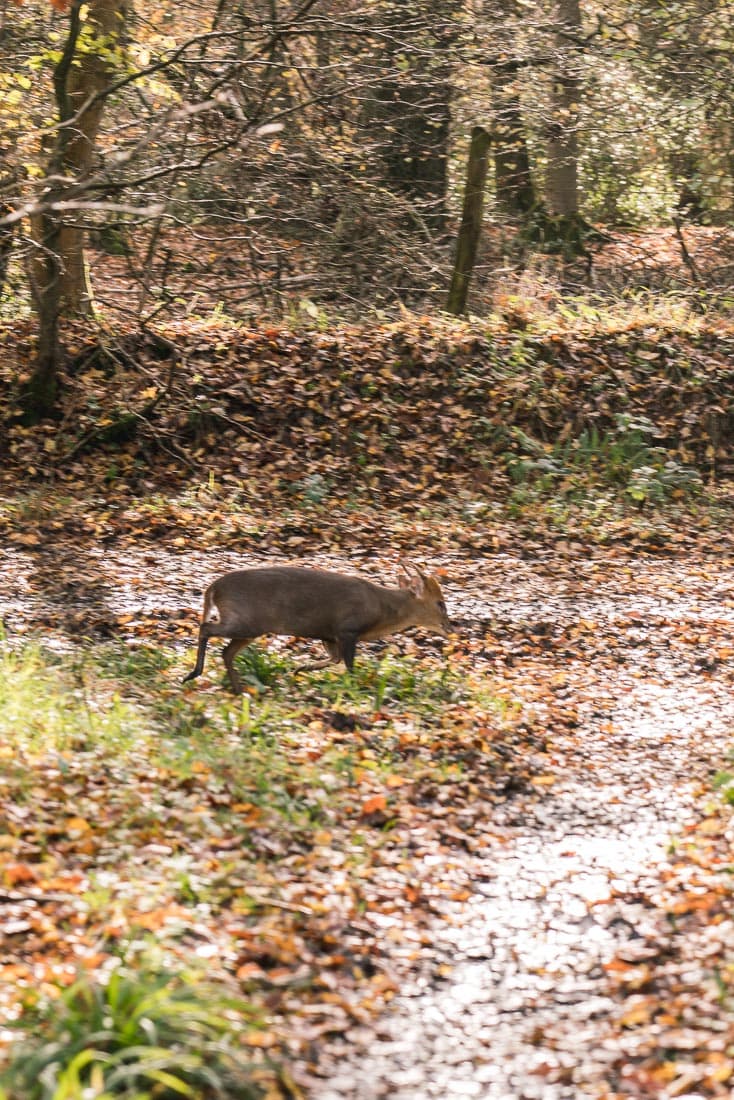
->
[619,1000,652,1027]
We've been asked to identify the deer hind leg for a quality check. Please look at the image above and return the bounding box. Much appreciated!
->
[222,638,253,694]
[183,620,220,683]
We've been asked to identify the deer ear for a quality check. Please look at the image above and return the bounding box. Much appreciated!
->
[397,560,426,596]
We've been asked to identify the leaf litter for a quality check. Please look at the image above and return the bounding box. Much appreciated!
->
[2,316,734,1095]
[1,503,734,1096]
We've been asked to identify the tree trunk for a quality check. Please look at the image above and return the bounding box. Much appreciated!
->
[361,3,459,231]
[446,127,491,315]
[24,0,127,420]
[60,0,128,313]
[545,0,581,218]
[492,64,536,217]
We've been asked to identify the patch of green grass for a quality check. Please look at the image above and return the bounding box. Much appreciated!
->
[0,966,263,1100]
[0,637,517,879]
[0,641,142,757]
[305,651,464,715]
[0,640,476,820]
[92,643,176,686]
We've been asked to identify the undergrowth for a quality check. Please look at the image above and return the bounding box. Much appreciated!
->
[0,638,519,1092]
[505,413,703,508]
[0,965,263,1100]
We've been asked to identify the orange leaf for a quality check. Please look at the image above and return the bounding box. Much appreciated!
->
[4,862,39,886]
[43,870,86,892]
[236,962,266,981]
[360,794,387,815]
[619,1000,653,1027]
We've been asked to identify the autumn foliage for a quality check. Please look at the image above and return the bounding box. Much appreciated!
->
[2,314,734,504]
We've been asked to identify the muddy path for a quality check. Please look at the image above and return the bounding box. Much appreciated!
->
[309,555,734,1098]
[3,540,734,1097]
[311,668,734,1098]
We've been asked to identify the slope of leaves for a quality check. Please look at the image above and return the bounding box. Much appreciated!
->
[2,314,734,508]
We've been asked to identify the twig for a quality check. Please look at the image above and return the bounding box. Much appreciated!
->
[232,888,315,916]
[672,217,700,282]
[0,891,78,905]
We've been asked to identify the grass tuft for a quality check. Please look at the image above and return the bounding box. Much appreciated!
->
[0,966,263,1100]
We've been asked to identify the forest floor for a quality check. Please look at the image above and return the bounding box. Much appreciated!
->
[2,296,734,1096]
[2,485,734,1098]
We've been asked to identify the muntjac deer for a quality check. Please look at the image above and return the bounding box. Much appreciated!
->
[183,562,451,693]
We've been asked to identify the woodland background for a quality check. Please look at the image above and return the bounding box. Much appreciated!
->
[2,0,733,365]
[2,2,734,1100]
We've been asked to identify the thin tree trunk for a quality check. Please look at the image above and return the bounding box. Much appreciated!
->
[446,127,491,315]
[492,64,536,217]
[545,0,581,218]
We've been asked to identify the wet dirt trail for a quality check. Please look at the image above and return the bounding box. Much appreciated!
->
[307,553,734,1099]
[3,540,734,1097]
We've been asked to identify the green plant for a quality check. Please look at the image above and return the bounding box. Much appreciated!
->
[291,472,332,504]
[233,645,290,690]
[0,967,263,1100]
[713,770,734,805]
[505,413,701,505]
[625,460,702,505]
[93,644,175,685]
